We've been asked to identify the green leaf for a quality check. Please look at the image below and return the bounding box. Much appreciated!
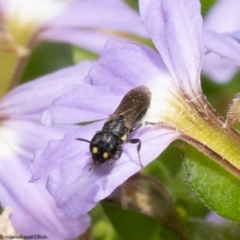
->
[200,0,216,16]
[72,46,98,63]
[102,173,188,240]
[102,202,162,240]
[90,204,119,240]
[20,42,73,83]
[181,144,240,222]
[143,142,183,185]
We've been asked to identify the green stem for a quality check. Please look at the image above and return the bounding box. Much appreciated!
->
[166,93,240,177]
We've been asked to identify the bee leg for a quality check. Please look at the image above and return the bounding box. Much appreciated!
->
[143,121,160,127]
[128,138,143,168]
[130,123,142,133]
[89,161,95,172]
[130,121,159,133]
[109,146,123,165]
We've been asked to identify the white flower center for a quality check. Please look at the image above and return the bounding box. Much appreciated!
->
[1,0,66,48]
[142,73,182,124]
[5,0,65,32]
[0,123,28,158]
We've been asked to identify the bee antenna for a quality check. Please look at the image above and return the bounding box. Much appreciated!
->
[75,138,92,144]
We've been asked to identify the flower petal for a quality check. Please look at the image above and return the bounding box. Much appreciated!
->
[47,0,147,37]
[1,119,77,158]
[41,84,121,125]
[202,0,240,82]
[41,0,147,53]
[0,61,92,119]
[32,121,177,217]
[204,30,240,66]
[202,53,238,83]
[202,30,240,82]
[139,0,203,94]
[40,28,145,54]
[204,0,240,33]
[0,60,92,236]
[86,39,171,90]
[0,141,90,238]
[42,40,175,126]
[85,39,183,124]
[31,122,103,180]
[1,0,147,54]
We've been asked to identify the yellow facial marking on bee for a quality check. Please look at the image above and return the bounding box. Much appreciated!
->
[92,147,98,154]
[103,152,109,159]
[121,134,127,141]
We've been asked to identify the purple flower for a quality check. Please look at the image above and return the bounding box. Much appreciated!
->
[206,212,225,224]
[0,62,92,238]
[202,0,240,82]
[0,0,147,52]
[31,0,240,217]
[41,0,148,53]
[0,0,148,96]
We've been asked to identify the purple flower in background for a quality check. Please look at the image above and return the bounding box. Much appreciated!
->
[0,0,147,53]
[0,0,148,97]
[0,62,92,238]
[31,0,240,218]
[202,0,240,82]
[206,212,225,224]
[41,0,148,53]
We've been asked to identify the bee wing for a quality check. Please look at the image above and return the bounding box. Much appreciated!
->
[109,85,152,128]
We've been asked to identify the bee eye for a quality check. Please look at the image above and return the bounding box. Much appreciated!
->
[92,147,98,154]
[103,152,109,159]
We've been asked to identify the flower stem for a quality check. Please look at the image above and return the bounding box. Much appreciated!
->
[167,93,240,177]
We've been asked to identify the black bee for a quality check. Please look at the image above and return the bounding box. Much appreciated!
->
[76,85,152,171]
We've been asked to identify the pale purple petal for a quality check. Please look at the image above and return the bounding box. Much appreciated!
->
[40,28,141,54]
[1,119,77,156]
[0,148,90,238]
[42,39,173,126]
[204,0,240,33]
[85,40,180,125]
[41,0,148,52]
[202,30,240,82]
[204,30,240,66]
[47,0,147,37]
[206,212,225,224]
[0,60,92,236]
[0,119,90,238]
[42,84,122,125]
[0,0,7,9]
[86,39,171,89]
[202,53,238,83]
[32,122,177,217]
[231,31,240,42]
[0,61,92,119]
[202,0,240,82]
[31,122,103,181]
[31,0,206,219]
[139,0,203,94]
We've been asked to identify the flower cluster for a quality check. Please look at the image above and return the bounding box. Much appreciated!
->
[31,0,240,220]
[0,0,148,238]
[2,0,240,239]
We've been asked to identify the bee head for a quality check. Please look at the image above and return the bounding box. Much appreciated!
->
[90,145,111,165]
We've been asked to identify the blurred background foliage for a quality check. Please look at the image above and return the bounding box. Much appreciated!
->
[18,0,240,239]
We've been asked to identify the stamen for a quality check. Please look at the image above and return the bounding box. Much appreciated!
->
[0,31,29,56]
